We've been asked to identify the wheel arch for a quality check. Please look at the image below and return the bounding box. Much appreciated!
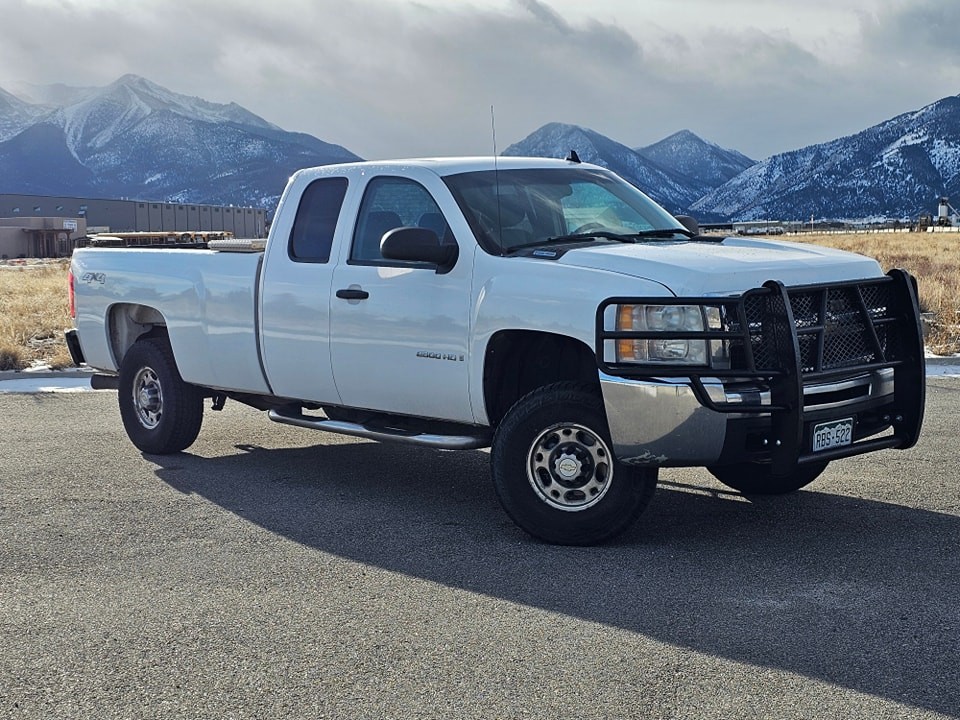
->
[107,303,169,369]
[482,329,600,427]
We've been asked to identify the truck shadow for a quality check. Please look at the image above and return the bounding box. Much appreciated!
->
[153,440,958,716]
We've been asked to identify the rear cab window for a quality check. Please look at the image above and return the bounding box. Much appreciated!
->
[288,177,349,263]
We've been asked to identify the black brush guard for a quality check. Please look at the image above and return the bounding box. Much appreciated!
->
[596,269,925,474]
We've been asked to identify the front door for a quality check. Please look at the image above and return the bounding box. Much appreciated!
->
[329,175,474,423]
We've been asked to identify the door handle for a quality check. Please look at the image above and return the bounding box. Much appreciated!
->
[336,288,369,300]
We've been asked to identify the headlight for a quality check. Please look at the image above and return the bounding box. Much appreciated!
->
[615,304,712,365]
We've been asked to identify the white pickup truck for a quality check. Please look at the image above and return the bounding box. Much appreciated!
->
[66,157,926,544]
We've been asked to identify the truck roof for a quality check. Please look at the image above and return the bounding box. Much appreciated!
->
[293,156,599,179]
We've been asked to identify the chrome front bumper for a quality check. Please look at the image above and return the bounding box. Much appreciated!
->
[599,369,896,467]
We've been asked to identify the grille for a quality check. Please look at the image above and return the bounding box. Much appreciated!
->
[729,281,899,376]
[596,270,922,440]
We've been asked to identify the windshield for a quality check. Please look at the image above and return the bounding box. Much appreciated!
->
[443,167,688,254]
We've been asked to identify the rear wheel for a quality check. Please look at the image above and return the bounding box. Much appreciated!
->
[118,337,204,454]
[707,461,828,495]
[491,382,657,545]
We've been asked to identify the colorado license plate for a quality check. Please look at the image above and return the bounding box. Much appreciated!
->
[812,418,854,453]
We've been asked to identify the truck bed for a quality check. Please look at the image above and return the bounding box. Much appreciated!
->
[71,247,271,394]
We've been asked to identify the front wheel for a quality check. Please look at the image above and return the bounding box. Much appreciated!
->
[707,460,828,495]
[491,382,657,545]
[118,337,204,454]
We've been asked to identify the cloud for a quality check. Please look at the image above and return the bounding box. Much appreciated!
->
[2,0,651,157]
[862,0,960,59]
[1,0,957,162]
[258,0,647,156]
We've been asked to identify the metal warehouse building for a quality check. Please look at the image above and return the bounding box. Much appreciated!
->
[0,194,267,258]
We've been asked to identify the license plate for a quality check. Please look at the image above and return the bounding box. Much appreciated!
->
[812,418,854,453]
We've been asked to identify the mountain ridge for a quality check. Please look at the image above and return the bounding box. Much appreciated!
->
[635,130,755,198]
[0,86,48,142]
[0,74,360,208]
[692,94,960,221]
[502,122,743,214]
[3,75,960,221]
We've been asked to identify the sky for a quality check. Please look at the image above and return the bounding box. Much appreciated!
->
[2,0,959,162]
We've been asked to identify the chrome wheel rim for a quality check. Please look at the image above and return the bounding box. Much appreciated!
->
[132,366,163,429]
[527,422,612,511]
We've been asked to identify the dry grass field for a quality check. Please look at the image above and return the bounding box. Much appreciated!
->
[0,262,74,371]
[0,232,957,372]
[790,232,960,355]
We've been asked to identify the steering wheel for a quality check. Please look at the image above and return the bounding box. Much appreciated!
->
[571,222,608,234]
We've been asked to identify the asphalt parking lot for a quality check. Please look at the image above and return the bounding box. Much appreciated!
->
[1,379,958,719]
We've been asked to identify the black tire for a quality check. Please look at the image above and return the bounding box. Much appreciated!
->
[491,382,657,545]
[707,460,828,495]
[118,337,204,454]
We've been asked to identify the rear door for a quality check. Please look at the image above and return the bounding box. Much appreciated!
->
[259,173,351,403]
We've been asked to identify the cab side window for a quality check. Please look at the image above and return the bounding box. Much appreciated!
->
[288,177,348,263]
[351,177,453,263]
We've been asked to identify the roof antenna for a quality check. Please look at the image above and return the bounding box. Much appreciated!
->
[491,105,504,254]
[566,149,581,163]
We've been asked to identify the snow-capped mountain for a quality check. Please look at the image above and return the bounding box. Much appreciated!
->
[51,74,279,155]
[0,87,48,142]
[635,130,755,198]
[7,73,959,221]
[503,123,752,215]
[0,75,360,208]
[4,80,97,108]
[693,95,960,221]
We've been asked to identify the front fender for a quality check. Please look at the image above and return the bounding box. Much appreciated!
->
[468,252,674,424]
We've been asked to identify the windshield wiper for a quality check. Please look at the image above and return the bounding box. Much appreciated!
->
[504,234,594,253]
[627,227,695,239]
[548,230,651,244]
[505,231,637,253]
[505,227,695,253]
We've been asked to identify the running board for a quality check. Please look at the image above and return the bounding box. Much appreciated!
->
[267,409,491,450]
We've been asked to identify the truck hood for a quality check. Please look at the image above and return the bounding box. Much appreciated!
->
[556,236,883,296]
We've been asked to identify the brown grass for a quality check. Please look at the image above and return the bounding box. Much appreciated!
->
[0,262,74,371]
[788,232,960,355]
[0,233,957,372]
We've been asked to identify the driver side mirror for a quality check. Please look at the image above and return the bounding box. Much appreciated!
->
[675,215,700,236]
[381,227,459,274]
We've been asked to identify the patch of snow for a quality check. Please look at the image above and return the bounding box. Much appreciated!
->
[0,376,102,393]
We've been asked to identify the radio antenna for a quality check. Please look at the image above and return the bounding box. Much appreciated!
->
[491,105,504,253]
